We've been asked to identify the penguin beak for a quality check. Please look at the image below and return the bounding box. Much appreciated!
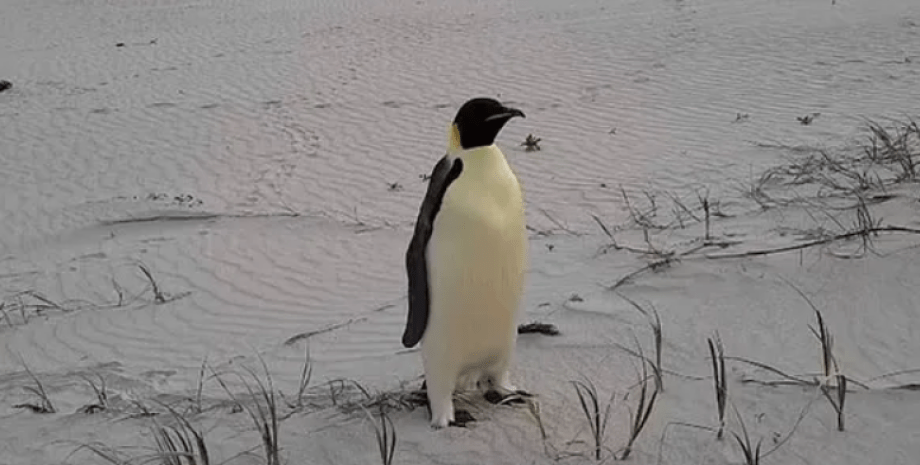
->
[485,107,526,122]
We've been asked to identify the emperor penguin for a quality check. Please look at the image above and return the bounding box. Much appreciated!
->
[403,97,528,428]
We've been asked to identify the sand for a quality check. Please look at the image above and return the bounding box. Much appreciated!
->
[2,0,920,463]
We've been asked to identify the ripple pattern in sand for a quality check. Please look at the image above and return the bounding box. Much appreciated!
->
[1,0,919,387]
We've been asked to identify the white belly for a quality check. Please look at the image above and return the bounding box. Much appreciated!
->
[422,145,527,390]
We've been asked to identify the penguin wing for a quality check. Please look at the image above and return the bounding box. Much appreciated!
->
[403,155,464,348]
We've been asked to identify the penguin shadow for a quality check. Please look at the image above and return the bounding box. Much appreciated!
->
[411,380,534,428]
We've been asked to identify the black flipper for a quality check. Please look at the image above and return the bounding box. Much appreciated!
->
[403,156,464,348]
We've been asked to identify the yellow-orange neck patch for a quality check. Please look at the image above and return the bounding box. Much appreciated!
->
[447,123,462,154]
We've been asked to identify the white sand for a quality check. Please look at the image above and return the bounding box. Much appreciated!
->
[2,0,920,463]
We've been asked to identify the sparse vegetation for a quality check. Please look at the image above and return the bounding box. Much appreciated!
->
[619,360,660,460]
[0,291,68,327]
[13,359,56,414]
[284,345,313,410]
[0,263,190,331]
[364,406,398,465]
[78,373,109,414]
[138,264,168,304]
[619,295,664,392]
[75,405,212,465]
[150,407,212,465]
[730,406,763,465]
[789,283,848,432]
[211,358,282,465]
[570,377,616,460]
[190,357,208,414]
[7,114,920,465]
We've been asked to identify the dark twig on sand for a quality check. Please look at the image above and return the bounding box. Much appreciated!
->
[517,322,560,336]
[708,333,727,440]
[137,264,167,304]
[705,226,920,259]
[521,134,542,152]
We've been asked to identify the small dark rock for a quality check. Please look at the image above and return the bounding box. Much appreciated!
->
[0,80,11,93]
[116,42,125,47]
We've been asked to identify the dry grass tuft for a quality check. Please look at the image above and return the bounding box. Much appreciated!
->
[619,360,660,460]
[211,357,282,465]
[150,407,212,465]
[337,379,428,416]
[13,358,56,414]
[619,295,664,392]
[730,405,762,465]
[865,118,919,181]
[78,373,109,414]
[570,377,615,461]
[363,406,398,465]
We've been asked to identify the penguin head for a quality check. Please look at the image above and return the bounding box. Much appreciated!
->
[451,98,525,150]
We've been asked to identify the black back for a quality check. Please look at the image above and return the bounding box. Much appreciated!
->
[402,156,464,348]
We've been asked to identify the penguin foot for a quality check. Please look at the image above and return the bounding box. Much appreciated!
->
[484,389,531,405]
[449,409,475,427]
[483,389,503,404]
[406,389,429,409]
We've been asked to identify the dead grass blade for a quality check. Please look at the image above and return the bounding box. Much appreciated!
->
[13,358,56,414]
[707,333,727,439]
[705,225,920,259]
[785,279,847,431]
[150,406,212,465]
[363,405,397,465]
[730,405,762,465]
[211,357,281,465]
[292,345,313,409]
[619,294,664,391]
[620,357,659,460]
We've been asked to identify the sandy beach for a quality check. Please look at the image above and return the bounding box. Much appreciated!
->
[2,0,920,463]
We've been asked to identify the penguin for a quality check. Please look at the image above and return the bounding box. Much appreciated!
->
[404,97,528,428]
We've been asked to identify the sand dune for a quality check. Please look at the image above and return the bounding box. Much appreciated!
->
[2,0,920,463]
